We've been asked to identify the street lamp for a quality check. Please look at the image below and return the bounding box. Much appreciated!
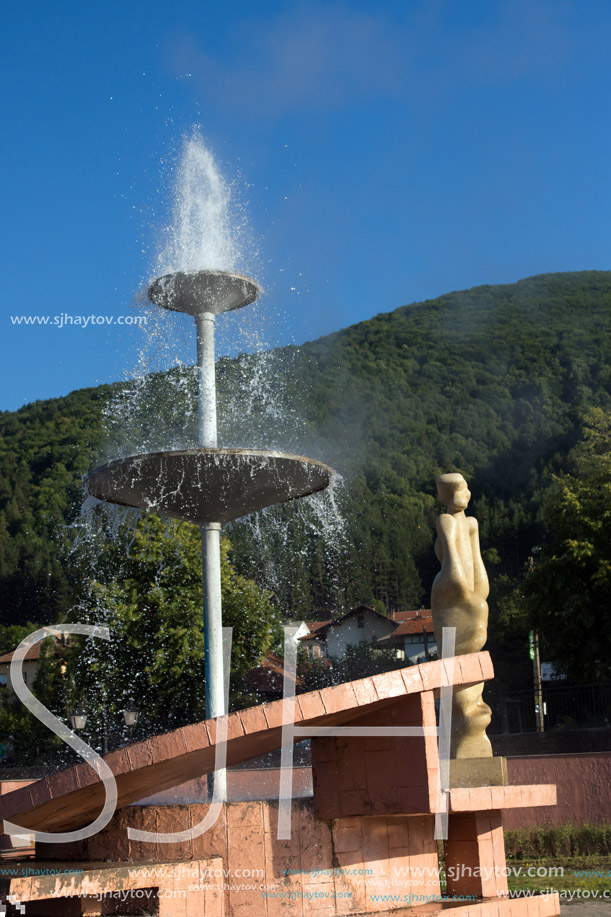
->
[122,698,139,737]
[122,699,139,728]
[70,700,140,750]
[69,706,87,732]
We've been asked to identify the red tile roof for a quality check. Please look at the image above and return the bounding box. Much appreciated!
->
[0,643,44,665]
[302,605,393,640]
[391,610,434,636]
[244,652,302,692]
[300,608,435,641]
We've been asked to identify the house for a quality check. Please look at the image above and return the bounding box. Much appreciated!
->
[0,637,65,698]
[285,621,313,644]
[299,620,329,660]
[243,621,315,696]
[243,651,303,697]
[304,605,398,658]
[244,608,438,696]
[377,609,437,663]
[0,643,42,695]
[300,606,437,663]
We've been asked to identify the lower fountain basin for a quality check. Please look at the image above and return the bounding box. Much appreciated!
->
[86,448,333,524]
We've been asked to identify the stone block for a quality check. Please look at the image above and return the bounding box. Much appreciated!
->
[261,700,285,730]
[350,676,379,707]
[297,690,327,721]
[420,660,444,692]
[237,703,268,736]
[126,740,155,770]
[227,801,263,827]
[180,722,210,754]
[371,669,405,700]
[402,665,425,695]
[333,820,363,854]
[450,756,508,788]
[321,683,357,715]
[445,811,509,898]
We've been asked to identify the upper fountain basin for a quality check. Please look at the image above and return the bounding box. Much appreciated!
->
[86,448,333,525]
[148,270,261,316]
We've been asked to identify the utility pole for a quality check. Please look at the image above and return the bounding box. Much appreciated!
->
[528,548,545,734]
[529,630,545,733]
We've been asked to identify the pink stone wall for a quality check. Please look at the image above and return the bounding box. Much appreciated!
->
[504,752,611,829]
[38,799,442,917]
[8,749,611,852]
[136,767,313,805]
[312,691,439,819]
[0,779,35,853]
[0,779,35,795]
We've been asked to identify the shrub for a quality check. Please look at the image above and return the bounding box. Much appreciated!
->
[505,822,611,859]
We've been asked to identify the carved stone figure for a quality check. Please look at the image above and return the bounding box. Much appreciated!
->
[431,472,492,759]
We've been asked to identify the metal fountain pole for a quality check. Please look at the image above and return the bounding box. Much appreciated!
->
[195,310,226,800]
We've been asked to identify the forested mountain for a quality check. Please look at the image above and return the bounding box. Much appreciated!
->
[0,385,111,625]
[1,270,610,687]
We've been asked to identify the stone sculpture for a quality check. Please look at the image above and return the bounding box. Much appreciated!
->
[431,472,493,760]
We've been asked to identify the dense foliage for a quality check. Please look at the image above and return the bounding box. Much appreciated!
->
[0,520,279,763]
[523,408,611,683]
[58,517,279,748]
[0,385,110,624]
[0,271,610,692]
[298,642,409,694]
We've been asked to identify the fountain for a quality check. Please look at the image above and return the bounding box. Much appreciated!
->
[87,274,332,756]
[0,137,561,917]
[86,144,333,798]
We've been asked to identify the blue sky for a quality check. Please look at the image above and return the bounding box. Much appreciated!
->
[2,0,610,411]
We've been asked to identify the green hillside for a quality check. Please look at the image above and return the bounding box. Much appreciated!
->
[1,270,610,686]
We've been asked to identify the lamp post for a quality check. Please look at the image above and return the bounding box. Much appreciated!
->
[69,701,140,748]
[69,706,87,732]
[122,698,139,740]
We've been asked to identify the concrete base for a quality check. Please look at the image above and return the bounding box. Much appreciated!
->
[449,756,508,787]
[0,857,223,915]
[1,847,560,917]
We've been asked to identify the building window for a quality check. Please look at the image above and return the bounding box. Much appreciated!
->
[357,613,365,628]
[405,633,426,644]
[0,674,6,687]
[371,634,377,644]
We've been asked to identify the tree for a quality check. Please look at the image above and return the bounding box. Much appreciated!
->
[64,515,280,748]
[0,621,40,656]
[524,408,611,682]
[298,642,407,693]
[0,634,68,767]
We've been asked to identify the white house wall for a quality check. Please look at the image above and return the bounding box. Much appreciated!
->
[326,610,396,658]
[405,638,438,664]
